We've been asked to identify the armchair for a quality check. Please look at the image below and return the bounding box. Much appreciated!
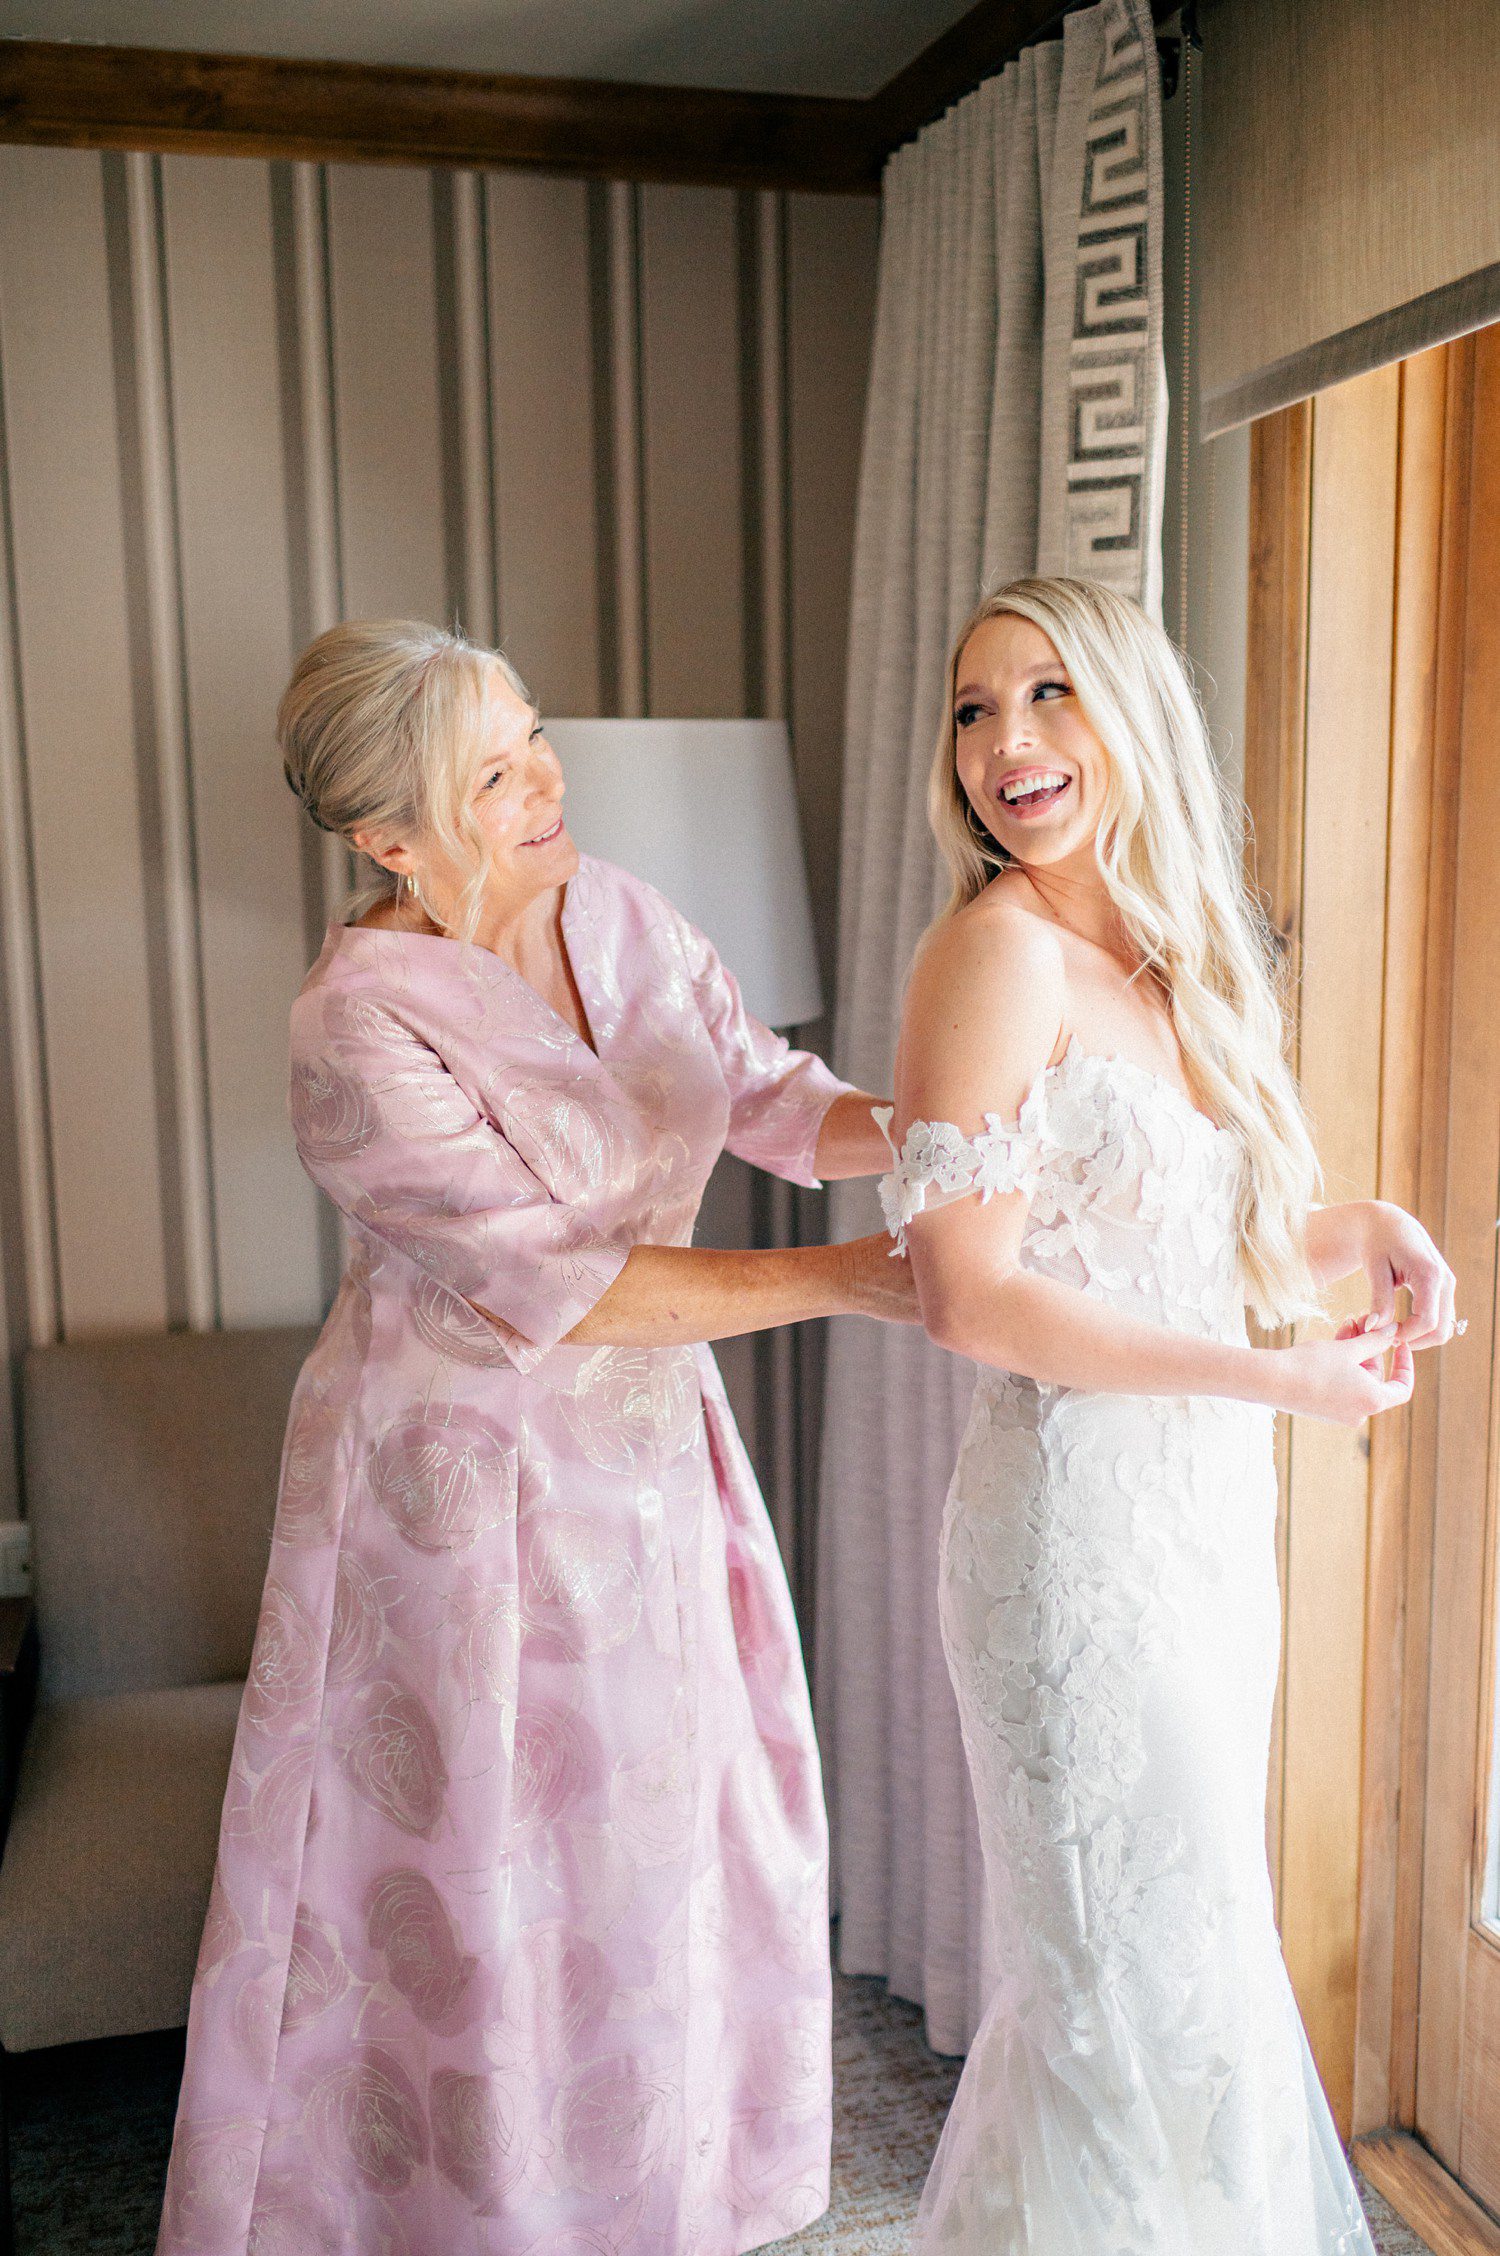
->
[0,1323,317,2253]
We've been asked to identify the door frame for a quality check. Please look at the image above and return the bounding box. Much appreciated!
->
[1245,329,1500,2256]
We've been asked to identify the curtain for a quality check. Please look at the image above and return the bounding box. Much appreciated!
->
[815,0,1168,2056]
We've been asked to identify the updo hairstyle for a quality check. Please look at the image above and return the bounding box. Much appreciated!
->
[279,618,525,935]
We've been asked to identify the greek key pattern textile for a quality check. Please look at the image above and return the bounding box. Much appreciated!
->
[1046,0,1168,608]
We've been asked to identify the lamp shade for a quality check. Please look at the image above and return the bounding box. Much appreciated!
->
[545,719,824,1030]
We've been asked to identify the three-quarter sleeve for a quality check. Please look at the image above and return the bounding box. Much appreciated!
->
[290,997,629,1374]
[674,911,848,1187]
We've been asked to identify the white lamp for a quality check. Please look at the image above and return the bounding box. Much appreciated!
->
[545,718,825,1030]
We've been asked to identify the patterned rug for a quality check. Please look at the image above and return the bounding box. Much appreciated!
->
[5,1972,1433,2253]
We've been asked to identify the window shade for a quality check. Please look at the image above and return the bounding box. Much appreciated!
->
[1198,0,1500,436]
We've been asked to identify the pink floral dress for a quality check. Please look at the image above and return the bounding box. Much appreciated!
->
[157,856,845,2256]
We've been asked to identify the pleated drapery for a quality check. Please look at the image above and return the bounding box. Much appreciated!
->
[815,0,1168,2056]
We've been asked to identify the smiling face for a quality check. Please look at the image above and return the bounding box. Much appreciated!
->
[459,664,578,905]
[952,612,1109,872]
[357,660,579,935]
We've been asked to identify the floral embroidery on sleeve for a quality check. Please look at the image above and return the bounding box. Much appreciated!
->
[874,1074,1050,1255]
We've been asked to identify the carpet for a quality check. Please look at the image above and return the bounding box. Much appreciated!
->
[5,1974,1434,2253]
[768,1976,1435,2256]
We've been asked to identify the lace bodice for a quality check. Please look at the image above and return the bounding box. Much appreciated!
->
[877,1038,1247,1346]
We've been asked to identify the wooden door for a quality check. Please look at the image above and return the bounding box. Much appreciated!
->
[1244,352,1428,2139]
[1405,325,1500,2224]
[1248,325,1500,2251]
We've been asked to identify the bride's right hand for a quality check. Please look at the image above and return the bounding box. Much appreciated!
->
[1270,1320,1414,1427]
[838,1232,923,1325]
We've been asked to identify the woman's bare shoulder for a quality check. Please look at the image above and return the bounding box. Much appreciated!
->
[909,880,1066,1006]
[898,883,1066,1111]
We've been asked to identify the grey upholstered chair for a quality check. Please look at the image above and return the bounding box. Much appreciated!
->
[0,1323,317,2246]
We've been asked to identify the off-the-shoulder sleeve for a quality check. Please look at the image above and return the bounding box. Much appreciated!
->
[676,912,849,1188]
[875,1076,1050,1256]
[290,997,629,1373]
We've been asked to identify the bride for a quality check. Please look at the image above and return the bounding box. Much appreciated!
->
[879,577,1457,2254]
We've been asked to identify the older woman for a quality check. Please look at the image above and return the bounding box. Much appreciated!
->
[156,621,909,2256]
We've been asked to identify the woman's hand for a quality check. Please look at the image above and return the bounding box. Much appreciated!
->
[1266,1318,1414,1428]
[1306,1200,1458,1347]
[837,1232,923,1324]
[1358,1201,1458,1347]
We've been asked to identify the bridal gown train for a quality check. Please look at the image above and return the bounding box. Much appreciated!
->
[879,1042,1375,2256]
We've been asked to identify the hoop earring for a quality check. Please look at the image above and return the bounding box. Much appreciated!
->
[966,804,1010,866]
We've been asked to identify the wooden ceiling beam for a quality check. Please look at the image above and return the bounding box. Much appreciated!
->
[0,1,1187,191]
[0,40,881,190]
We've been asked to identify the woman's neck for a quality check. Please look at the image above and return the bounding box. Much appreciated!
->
[1011,858,1133,966]
[470,883,564,966]
[359,879,559,963]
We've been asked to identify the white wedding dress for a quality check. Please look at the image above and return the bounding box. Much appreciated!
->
[878,1042,1374,2256]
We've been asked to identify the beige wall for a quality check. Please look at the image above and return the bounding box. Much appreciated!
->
[0,146,879,1512]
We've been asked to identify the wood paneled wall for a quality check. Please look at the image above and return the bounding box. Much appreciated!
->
[1246,349,1460,2136]
[0,146,879,1513]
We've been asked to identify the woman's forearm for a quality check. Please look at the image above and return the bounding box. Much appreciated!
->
[814,1090,889,1179]
[924,1263,1281,1409]
[559,1238,894,1349]
[1304,1200,1371,1287]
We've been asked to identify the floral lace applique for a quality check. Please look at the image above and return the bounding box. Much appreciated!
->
[872,1073,1050,1254]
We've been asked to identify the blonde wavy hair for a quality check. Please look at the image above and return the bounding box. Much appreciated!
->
[279,619,526,942]
[929,575,1320,1326]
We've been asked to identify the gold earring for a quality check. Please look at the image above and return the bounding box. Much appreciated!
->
[967,805,1008,864]
[402,869,437,928]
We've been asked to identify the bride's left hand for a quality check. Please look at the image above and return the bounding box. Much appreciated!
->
[1357,1201,1458,1348]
